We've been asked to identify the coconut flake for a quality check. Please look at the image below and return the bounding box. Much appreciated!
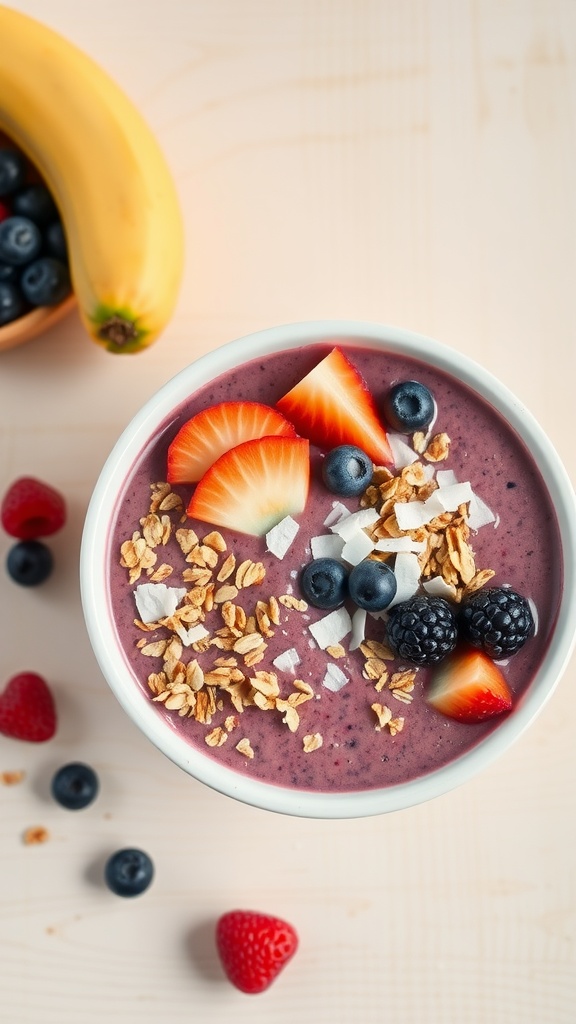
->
[467,492,497,530]
[341,529,375,566]
[330,507,380,541]
[394,494,444,531]
[375,536,427,554]
[422,576,457,601]
[433,469,496,529]
[310,534,345,560]
[323,502,350,527]
[322,663,349,693]
[134,583,187,624]
[388,434,419,468]
[435,481,474,512]
[435,469,458,487]
[387,552,421,607]
[177,623,210,647]
[528,597,539,636]
[266,515,300,559]
[308,606,353,650]
[349,607,367,651]
[272,647,301,673]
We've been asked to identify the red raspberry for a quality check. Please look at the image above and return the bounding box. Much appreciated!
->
[1,476,66,539]
[0,672,57,742]
[216,909,298,994]
[0,199,11,223]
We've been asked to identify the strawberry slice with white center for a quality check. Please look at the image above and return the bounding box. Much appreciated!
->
[276,347,394,466]
[167,401,296,484]
[426,647,513,723]
[187,435,310,536]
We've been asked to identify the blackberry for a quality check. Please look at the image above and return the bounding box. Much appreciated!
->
[458,586,534,659]
[386,595,458,666]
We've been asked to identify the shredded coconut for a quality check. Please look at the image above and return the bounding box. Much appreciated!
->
[387,552,421,607]
[388,433,420,468]
[341,529,375,566]
[265,515,300,559]
[322,663,349,692]
[272,648,301,673]
[134,583,187,624]
[310,533,345,560]
[308,606,353,650]
[330,506,380,541]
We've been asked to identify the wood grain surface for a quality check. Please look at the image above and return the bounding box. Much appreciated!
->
[1,2,575,1022]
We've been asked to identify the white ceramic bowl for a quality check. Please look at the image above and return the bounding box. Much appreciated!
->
[80,320,576,818]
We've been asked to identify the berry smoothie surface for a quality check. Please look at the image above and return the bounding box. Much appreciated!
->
[108,344,562,793]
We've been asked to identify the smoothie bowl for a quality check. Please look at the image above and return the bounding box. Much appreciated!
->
[80,321,576,818]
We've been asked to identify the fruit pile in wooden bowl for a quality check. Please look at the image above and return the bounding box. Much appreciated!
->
[0,131,74,351]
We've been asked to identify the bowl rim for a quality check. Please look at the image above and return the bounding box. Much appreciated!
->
[80,319,576,818]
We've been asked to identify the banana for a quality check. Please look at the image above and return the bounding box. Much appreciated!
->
[0,6,184,353]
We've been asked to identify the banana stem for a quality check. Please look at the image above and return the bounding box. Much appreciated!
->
[98,315,139,347]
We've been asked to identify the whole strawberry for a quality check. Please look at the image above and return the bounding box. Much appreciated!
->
[216,909,298,994]
[0,672,57,742]
[1,476,66,539]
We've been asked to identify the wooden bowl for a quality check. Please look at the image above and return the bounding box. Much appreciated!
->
[0,292,76,352]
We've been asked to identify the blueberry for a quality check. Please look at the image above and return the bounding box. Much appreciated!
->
[45,220,68,262]
[0,281,25,325]
[322,445,373,497]
[12,184,58,226]
[0,216,42,266]
[348,559,397,612]
[383,381,436,433]
[51,762,99,810]
[6,540,53,585]
[300,557,349,609]
[0,262,19,284]
[105,848,154,897]
[0,149,27,197]
[20,257,70,306]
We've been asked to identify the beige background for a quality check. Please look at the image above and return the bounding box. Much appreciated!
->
[1,1,575,1021]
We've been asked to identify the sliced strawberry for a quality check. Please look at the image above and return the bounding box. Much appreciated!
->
[276,347,394,466]
[167,401,296,485]
[426,647,513,723]
[216,909,298,994]
[0,672,57,742]
[187,435,309,536]
[1,477,66,539]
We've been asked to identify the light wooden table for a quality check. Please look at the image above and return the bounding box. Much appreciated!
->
[1,2,575,1022]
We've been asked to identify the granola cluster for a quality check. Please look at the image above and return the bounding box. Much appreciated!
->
[360,638,414,736]
[120,483,323,757]
[361,458,495,601]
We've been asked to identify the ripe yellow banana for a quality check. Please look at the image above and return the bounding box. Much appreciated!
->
[0,5,184,353]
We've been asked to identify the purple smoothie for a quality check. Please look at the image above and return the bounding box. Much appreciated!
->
[108,344,562,793]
